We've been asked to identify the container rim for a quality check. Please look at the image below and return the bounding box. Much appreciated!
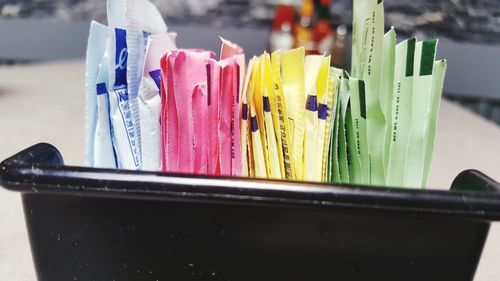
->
[2,143,500,220]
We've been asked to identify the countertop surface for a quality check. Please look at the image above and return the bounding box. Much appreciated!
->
[1,60,500,280]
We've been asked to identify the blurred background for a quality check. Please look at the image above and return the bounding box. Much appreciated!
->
[1,0,500,125]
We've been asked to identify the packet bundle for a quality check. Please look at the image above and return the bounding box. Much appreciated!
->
[384,37,447,188]
[161,49,215,173]
[242,49,337,181]
[83,0,450,189]
[160,38,245,176]
[341,0,448,188]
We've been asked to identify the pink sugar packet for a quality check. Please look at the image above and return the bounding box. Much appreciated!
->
[206,59,222,175]
[160,51,178,172]
[192,82,209,174]
[160,49,214,173]
[219,38,245,176]
[218,58,235,176]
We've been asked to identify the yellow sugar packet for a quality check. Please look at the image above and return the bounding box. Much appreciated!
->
[260,52,282,179]
[281,47,306,180]
[271,50,294,180]
[263,53,285,179]
[250,103,267,178]
[314,55,332,181]
[303,55,326,181]
[248,57,266,178]
[240,58,255,177]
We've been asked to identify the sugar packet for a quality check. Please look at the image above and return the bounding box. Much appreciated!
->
[138,33,177,171]
[85,21,108,167]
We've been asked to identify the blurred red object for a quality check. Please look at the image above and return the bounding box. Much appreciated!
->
[269,4,296,52]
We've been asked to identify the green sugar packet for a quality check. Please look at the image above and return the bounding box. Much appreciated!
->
[348,78,369,185]
[351,0,386,185]
[337,72,351,183]
[345,103,356,184]
[404,40,438,188]
[386,38,416,187]
[327,118,338,183]
[422,60,447,186]
[380,28,396,173]
[327,68,343,183]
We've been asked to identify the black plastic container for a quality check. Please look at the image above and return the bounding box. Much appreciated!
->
[1,143,500,281]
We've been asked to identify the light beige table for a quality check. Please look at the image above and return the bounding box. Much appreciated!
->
[1,60,499,280]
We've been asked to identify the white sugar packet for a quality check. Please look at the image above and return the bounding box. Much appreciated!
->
[94,46,117,168]
[138,33,177,171]
[85,21,108,166]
